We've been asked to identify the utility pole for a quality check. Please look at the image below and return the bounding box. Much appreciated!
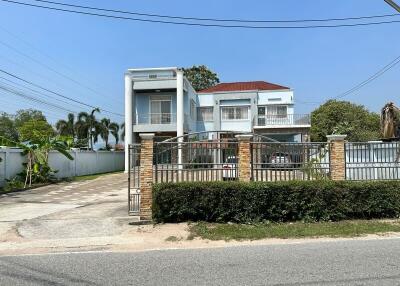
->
[384,0,400,13]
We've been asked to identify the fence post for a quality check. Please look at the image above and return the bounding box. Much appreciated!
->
[235,134,253,182]
[139,133,155,220]
[327,134,347,181]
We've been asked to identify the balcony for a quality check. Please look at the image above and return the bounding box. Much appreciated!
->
[133,113,190,133]
[254,114,311,128]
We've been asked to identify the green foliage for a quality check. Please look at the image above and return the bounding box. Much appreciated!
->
[75,108,101,150]
[0,135,73,188]
[0,112,18,145]
[98,118,120,149]
[182,65,220,91]
[14,109,46,129]
[153,181,400,223]
[189,220,400,240]
[310,100,380,142]
[18,120,55,142]
[3,177,24,192]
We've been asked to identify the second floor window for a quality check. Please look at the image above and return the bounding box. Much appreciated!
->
[150,96,171,124]
[266,105,287,118]
[197,107,213,121]
[221,106,249,120]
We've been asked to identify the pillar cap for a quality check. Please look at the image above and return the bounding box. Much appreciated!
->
[326,134,347,141]
[139,133,155,140]
[235,134,253,141]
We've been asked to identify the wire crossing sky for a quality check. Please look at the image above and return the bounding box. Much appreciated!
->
[0,0,398,121]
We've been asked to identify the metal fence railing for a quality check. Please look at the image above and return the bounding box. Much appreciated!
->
[128,144,141,215]
[251,142,331,181]
[345,142,400,181]
[154,139,239,183]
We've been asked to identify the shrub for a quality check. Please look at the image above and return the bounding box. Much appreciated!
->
[152,181,400,223]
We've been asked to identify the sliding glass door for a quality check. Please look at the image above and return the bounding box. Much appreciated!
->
[150,96,171,124]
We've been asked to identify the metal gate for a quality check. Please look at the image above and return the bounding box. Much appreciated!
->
[128,144,141,215]
[154,131,239,183]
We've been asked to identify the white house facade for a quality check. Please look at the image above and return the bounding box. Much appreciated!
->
[124,67,311,170]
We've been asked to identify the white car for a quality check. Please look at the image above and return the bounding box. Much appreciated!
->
[222,156,237,180]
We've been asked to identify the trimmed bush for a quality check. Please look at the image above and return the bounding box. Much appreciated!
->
[152,181,400,223]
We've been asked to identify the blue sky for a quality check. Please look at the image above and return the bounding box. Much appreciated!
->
[0,0,399,125]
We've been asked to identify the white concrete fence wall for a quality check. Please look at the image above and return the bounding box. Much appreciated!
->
[0,148,125,187]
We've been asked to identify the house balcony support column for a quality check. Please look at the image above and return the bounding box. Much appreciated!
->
[124,74,134,172]
[176,70,184,172]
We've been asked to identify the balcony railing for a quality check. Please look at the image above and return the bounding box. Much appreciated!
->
[255,114,311,127]
[135,113,176,125]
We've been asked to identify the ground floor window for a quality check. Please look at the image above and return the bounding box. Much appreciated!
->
[197,107,214,121]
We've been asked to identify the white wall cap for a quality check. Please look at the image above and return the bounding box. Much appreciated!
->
[139,133,156,140]
[235,134,253,140]
[326,134,347,141]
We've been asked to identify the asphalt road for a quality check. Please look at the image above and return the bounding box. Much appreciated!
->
[1,239,400,286]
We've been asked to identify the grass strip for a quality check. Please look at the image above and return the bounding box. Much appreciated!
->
[188,220,400,241]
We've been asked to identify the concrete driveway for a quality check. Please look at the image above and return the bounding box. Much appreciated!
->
[0,173,133,255]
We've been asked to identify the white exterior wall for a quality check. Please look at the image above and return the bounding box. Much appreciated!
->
[258,90,294,105]
[0,149,125,187]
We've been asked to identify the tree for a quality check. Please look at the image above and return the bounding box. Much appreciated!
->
[0,135,73,188]
[0,112,18,144]
[75,108,100,150]
[120,122,125,142]
[182,65,219,91]
[98,118,120,149]
[310,100,380,142]
[14,109,46,129]
[56,113,76,139]
[18,120,55,143]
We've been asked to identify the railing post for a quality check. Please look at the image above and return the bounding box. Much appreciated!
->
[327,134,347,181]
[139,133,155,221]
[235,134,253,182]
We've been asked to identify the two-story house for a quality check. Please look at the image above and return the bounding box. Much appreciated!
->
[124,67,310,168]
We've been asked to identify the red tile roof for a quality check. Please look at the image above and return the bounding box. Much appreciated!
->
[198,81,289,93]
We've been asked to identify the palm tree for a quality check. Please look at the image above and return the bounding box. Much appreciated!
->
[99,118,120,149]
[55,113,76,139]
[120,122,125,142]
[75,108,100,150]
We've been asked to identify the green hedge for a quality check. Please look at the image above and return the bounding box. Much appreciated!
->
[152,181,400,223]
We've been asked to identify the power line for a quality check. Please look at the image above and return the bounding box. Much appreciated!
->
[296,55,400,105]
[32,0,400,23]
[0,38,122,105]
[2,0,400,29]
[0,23,119,101]
[333,55,400,100]
[0,69,124,117]
[0,83,77,114]
[0,75,84,111]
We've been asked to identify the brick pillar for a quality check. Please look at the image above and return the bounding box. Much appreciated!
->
[235,134,253,182]
[139,133,155,220]
[327,134,347,181]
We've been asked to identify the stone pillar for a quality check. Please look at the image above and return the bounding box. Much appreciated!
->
[235,134,253,182]
[139,133,155,220]
[124,74,133,172]
[327,134,347,181]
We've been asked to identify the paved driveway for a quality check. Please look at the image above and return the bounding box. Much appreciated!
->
[0,173,132,254]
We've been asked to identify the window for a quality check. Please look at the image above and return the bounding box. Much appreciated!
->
[267,105,287,118]
[197,107,213,121]
[190,99,196,120]
[150,96,171,124]
[221,106,249,120]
